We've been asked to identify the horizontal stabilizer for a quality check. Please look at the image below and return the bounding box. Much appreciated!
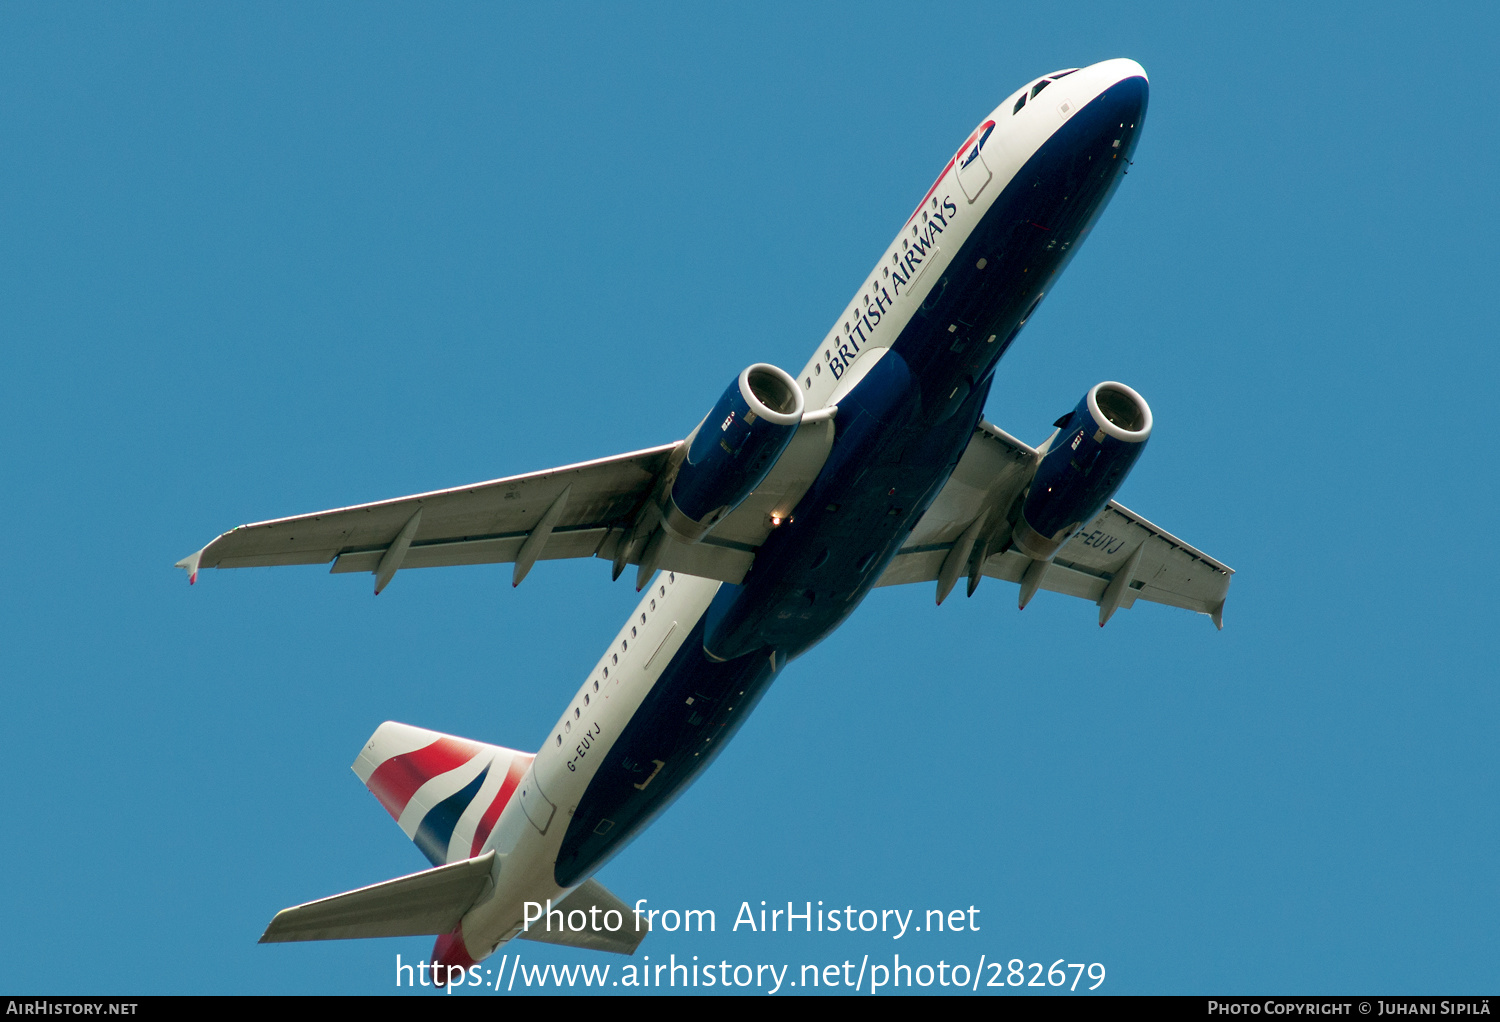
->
[518,878,650,956]
[259,850,495,943]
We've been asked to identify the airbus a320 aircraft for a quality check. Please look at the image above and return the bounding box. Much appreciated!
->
[179,58,1230,978]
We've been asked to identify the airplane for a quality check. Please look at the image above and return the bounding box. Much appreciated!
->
[177,57,1231,982]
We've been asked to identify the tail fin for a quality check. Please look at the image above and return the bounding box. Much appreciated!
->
[353,721,533,867]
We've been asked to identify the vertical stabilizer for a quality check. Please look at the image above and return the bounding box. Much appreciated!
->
[353,721,533,866]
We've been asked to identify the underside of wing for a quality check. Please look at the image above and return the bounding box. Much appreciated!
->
[976,503,1231,624]
[178,444,685,587]
[879,420,1233,626]
[178,417,838,593]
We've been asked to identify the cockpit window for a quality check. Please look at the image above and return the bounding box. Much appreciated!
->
[1030,79,1051,99]
[1048,68,1078,80]
[1013,92,1027,114]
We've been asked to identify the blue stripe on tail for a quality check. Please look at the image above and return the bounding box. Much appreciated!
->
[414,765,489,866]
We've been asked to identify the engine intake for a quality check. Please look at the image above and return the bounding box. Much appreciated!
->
[663,363,805,543]
[1013,381,1152,561]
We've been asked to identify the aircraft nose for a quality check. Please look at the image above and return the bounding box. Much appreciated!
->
[1110,72,1149,121]
[1093,57,1148,87]
[1088,62,1149,152]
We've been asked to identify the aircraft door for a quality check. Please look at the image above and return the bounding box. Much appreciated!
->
[955,120,995,203]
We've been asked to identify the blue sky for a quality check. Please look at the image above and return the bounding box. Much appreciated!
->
[2,2,1497,995]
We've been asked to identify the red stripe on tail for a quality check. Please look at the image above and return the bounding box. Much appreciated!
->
[469,755,532,858]
[366,736,483,820]
[432,923,477,985]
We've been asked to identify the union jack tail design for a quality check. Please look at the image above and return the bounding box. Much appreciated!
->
[352,721,533,867]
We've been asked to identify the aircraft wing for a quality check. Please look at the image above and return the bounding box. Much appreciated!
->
[877,421,1233,627]
[178,416,837,592]
[177,442,741,590]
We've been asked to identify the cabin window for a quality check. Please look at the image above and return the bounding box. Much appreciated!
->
[556,735,562,745]
[593,679,599,692]
[640,613,647,625]
[631,626,637,638]
[603,667,609,678]
[621,640,628,651]
[612,654,618,665]
[565,721,571,732]
[650,599,656,611]
[574,707,580,719]
[584,695,589,706]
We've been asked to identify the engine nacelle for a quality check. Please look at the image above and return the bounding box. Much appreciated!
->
[1013,381,1152,561]
[662,363,805,543]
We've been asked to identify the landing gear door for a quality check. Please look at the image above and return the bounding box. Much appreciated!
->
[955,120,995,203]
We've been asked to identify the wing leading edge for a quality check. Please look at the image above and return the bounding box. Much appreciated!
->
[878,421,1232,627]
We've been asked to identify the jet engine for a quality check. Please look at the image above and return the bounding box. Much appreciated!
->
[662,363,805,543]
[1013,381,1152,561]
